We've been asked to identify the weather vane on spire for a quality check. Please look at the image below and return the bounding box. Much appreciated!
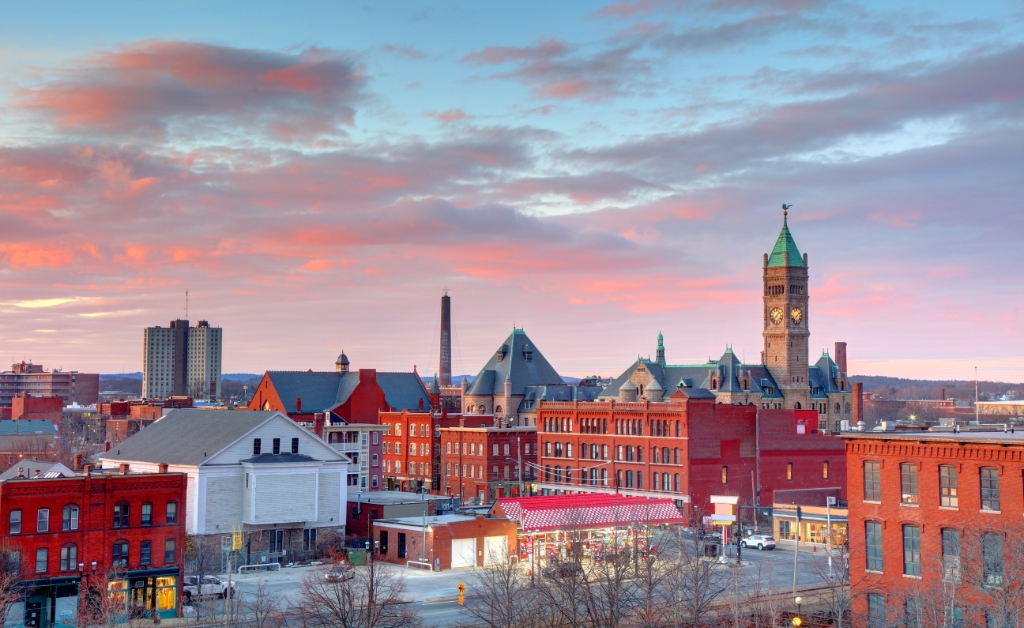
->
[782,203,793,217]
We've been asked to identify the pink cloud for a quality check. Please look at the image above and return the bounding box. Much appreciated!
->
[17,41,365,141]
[428,109,473,123]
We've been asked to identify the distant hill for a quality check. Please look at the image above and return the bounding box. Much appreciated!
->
[101,372,142,381]
[851,375,1021,401]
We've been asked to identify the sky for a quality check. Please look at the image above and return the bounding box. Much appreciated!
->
[0,1,1022,382]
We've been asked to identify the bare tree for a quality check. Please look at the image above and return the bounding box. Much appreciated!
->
[297,559,422,628]
[0,545,25,627]
[956,523,1024,628]
[184,534,222,621]
[241,578,286,628]
[657,520,728,627]
[455,546,547,628]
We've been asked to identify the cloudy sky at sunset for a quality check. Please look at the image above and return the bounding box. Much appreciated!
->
[1,1,1022,381]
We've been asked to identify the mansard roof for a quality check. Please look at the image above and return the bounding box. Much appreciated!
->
[465,328,564,397]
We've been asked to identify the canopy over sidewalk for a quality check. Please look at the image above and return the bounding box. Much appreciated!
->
[491,494,685,533]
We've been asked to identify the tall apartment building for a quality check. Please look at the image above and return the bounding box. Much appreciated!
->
[187,321,222,400]
[143,319,222,400]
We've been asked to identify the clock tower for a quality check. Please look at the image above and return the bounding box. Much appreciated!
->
[762,208,810,410]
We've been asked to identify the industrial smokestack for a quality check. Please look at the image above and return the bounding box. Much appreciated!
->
[834,342,848,374]
[439,291,452,387]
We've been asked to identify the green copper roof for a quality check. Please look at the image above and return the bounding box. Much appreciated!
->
[767,214,803,267]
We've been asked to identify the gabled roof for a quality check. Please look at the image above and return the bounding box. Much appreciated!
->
[599,355,783,400]
[809,352,849,397]
[261,370,430,415]
[767,214,803,267]
[466,329,564,397]
[0,460,73,481]
[100,409,281,466]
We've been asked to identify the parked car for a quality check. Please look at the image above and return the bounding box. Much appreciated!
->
[741,534,776,550]
[183,576,236,604]
[543,562,583,579]
[325,564,355,583]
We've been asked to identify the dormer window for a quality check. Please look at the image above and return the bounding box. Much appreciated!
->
[523,349,533,362]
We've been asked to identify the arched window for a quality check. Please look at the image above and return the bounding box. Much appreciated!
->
[554,466,562,483]
[446,442,452,454]
[545,466,551,482]
[673,474,680,492]
[676,421,681,437]
[113,502,129,529]
[663,447,670,463]
[787,462,793,480]
[603,419,608,434]
[835,403,841,414]
[616,469,623,487]
[113,540,129,567]
[673,448,680,464]
[62,505,79,531]
[566,443,572,458]
[166,502,178,525]
[601,469,608,486]
[653,472,660,490]
[60,543,77,571]
[495,405,503,414]
[565,467,572,483]
[396,424,402,436]
[794,402,802,409]
[580,443,588,459]
[637,471,643,490]
[625,471,634,488]
[663,473,670,492]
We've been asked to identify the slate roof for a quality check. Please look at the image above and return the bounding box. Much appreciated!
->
[100,409,279,466]
[262,370,430,414]
[810,352,847,398]
[767,213,803,267]
[466,329,564,397]
[518,385,605,413]
[0,420,56,435]
[599,351,786,401]
[494,495,685,533]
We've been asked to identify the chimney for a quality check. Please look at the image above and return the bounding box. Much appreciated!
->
[439,292,453,387]
[104,441,111,452]
[82,464,93,476]
[852,382,864,425]
[158,464,169,474]
[418,398,424,411]
[941,388,946,401]
[314,412,325,438]
[73,454,83,470]
[459,416,466,428]
[296,397,302,413]
[834,342,848,374]
[119,463,130,475]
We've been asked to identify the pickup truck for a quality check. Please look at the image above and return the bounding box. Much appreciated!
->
[182,576,237,604]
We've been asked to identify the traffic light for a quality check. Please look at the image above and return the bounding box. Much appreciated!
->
[458,581,465,605]
[796,506,802,520]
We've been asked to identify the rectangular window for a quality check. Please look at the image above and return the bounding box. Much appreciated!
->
[864,461,881,501]
[866,521,883,571]
[165,539,175,564]
[9,510,21,535]
[721,466,728,484]
[525,444,531,455]
[787,462,793,480]
[942,528,961,581]
[493,444,498,456]
[166,502,177,525]
[272,438,281,455]
[372,454,378,467]
[62,506,79,531]
[253,438,261,455]
[504,444,509,456]
[372,431,379,445]
[140,541,152,565]
[983,532,1003,586]
[903,525,921,576]
[37,508,49,533]
[60,545,77,571]
[372,475,378,488]
[939,465,958,507]
[291,438,299,454]
[35,548,47,574]
[141,503,152,526]
[900,463,919,504]
[981,467,1000,511]
[823,461,829,479]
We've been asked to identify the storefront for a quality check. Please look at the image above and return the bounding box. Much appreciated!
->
[104,569,180,621]
[772,504,848,547]
[19,578,80,628]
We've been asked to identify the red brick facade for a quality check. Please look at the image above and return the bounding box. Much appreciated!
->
[844,431,1024,625]
[11,395,63,421]
[535,395,845,520]
[439,425,537,502]
[371,514,517,570]
[0,469,187,624]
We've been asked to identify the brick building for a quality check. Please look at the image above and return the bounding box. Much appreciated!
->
[843,427,1024,626]
[345,491,457,538]
[322,420,388,491]
[371,513,517,570]
[0,467,187,625]
[439,423,538,503]
[0,363,99,408]
[379,410,463,493]
[11,395,63,421]
[535,393,845,520]
[247,356,431,426]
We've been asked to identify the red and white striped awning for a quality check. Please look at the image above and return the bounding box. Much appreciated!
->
[493,494,685,533]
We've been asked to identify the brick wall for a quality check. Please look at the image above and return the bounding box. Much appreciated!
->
[371,515,517,570]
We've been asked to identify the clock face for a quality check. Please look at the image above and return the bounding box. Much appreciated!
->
[791,307,804,324]
[770,307,784,324]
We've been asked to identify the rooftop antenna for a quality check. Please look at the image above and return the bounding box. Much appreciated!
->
[185,289,188,319]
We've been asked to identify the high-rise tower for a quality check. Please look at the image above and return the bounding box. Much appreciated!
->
[762,207,810,410]
[439,291,452,387]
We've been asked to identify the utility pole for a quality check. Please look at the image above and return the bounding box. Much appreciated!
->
[826,497,834,579]
[517,434,523,496]
[976,366,980,423]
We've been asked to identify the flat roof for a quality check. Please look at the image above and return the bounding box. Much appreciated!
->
[346,490,454,505]
[842,429,1024,444]
[376,514,479,526]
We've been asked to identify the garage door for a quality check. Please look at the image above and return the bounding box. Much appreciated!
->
[483,536,508,565]
[451,538,476,569]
